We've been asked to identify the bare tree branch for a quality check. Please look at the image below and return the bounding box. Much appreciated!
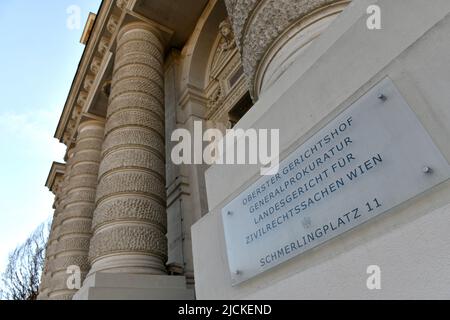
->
[0,221,50,300]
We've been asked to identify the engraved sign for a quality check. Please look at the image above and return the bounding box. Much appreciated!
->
[222,78,450,285]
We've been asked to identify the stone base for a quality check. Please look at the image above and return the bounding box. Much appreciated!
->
[73,273,195,300]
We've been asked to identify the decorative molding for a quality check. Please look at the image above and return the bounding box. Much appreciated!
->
[204,23,249,123]
[80,13,97,45]
[178,84,208,110]
[107,15,119,34]
[45,162,66,195]
[117,0,132,10]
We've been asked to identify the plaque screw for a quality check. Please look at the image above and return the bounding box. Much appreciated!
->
[423,166,432,174]
[302,217,312,229]
[227,211,233,216]
[234,270,241,276]
[378,94,387,102]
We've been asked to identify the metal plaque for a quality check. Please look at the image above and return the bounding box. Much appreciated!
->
[222,78,450,285]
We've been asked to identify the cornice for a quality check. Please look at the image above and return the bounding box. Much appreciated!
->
[55,0,135,146]
[55,0,207,145]
[80,12,97,45]
[45,162,66,194]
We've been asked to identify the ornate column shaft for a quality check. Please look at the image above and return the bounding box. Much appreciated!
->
[39,218,60,299]
[44,150,74,299]
[87,22,167,276]
[48,120,104,300]
[38,181,64,300]
[224,0,349,99]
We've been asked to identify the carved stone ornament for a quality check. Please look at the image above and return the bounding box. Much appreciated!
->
[219,19,236,51]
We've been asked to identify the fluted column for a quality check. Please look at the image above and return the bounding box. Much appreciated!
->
[87,22,167,276]
[48,120,104,300]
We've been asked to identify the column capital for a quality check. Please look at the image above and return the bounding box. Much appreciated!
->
[119,11,175,49]
[78,118,106,133]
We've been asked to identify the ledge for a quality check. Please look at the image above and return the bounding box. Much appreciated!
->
[45,162,66,193]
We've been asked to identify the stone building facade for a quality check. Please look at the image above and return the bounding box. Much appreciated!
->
[39,0,450,300]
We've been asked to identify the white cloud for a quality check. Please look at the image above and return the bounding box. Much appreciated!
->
[0,107,66,160]
[0,107,66,274]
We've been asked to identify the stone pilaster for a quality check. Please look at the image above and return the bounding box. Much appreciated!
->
[224,0,348,98]
[48,120,104,300]
[87,22,168,276]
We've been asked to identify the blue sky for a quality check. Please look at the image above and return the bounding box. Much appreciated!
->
[0,0,101,273]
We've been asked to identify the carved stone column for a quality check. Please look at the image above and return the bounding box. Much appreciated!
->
[87,22,167,276]
[43,149,74,299]
[48,120,104,300]
[39,214,61,300]
[224,0,349,99]
[38,167,65,300]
